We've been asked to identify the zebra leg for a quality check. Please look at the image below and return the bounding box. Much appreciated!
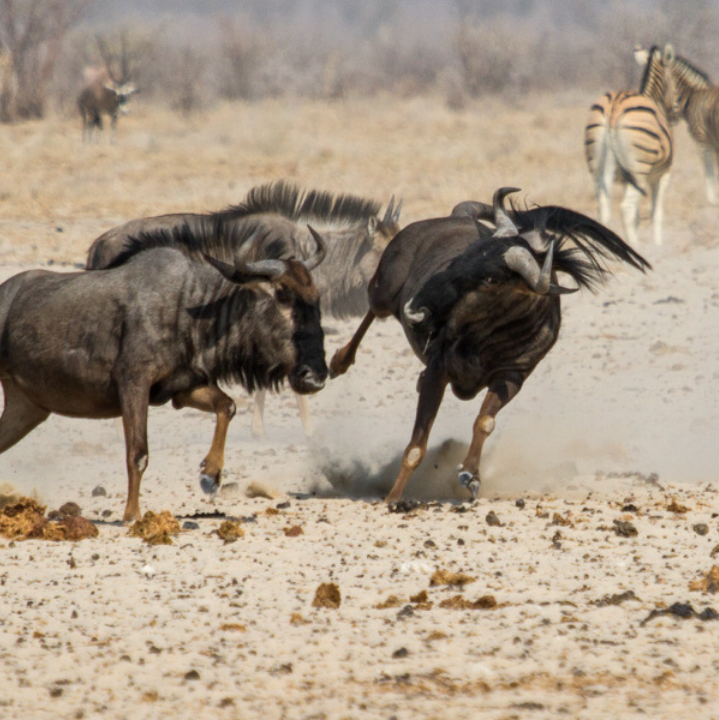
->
[650,171,671,247]
[619,184,643,247]
[701,146,718,204]
[597,148,616,223]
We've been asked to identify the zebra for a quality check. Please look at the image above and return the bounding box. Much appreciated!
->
[584,45,677,246]
[660,51,719,204]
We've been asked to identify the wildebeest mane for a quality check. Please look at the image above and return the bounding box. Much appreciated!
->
[105,221,294,270]
[216,180,381,230]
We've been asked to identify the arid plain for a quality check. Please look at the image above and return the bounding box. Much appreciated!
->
[2,93,719,719]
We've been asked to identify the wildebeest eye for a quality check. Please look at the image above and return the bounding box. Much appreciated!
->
[276,287,292,306]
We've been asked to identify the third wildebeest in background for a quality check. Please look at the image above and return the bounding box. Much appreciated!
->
[86,180,402,437]
[331,188,651,502]
[0,224,328,521]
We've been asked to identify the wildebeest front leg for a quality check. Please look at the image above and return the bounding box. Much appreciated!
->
[329,310,376,377]
[251,389,267,440]
[120,388,151,523]
[458,375,522,498]
[172,385,236,499]
[385,360,448,503]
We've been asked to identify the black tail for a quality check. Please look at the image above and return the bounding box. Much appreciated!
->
[515,205,652,275]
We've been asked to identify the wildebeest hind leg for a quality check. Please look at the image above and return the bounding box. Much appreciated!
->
[251,389,267,440]
[0,378,50,453]
[458,376,522,498]
[385,360,447,503]
[329,310,375,377]
[172,385,236,499]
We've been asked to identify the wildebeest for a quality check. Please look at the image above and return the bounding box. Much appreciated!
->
[78,65,138,142]
[86,180,402,438]
[330,188,650,502]
[0,225,328,521]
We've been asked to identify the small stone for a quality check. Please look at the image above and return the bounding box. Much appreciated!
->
[613,519,638,537]
[91,486,107,497]
[397,605,415,619]
[182,521,200,531]
[694,523,709,536]
[101,510,112,518]
[392,647,409,658]
[486,510,501,527]
[184,670,200,681]
[515,498,526,509]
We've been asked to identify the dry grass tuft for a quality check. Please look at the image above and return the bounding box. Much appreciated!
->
[129,511,181,545]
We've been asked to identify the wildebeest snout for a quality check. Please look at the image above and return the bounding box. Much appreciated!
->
[290,363,328,394]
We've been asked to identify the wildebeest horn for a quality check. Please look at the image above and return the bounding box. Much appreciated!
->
[305,225,328,271]
[504,242,578,295]
[383,196,395,225]
[493,187,521,238]
[243,259,287,279]
[392,198,403,223]
[204,253,286,282]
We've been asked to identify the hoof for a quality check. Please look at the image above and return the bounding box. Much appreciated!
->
[458,470,480,499]
[200,473,220,500]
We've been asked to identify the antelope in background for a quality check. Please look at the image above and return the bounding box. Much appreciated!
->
[78,34,138,141]
[584,45,677,246]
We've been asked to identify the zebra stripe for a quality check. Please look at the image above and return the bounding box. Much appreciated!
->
[665,52,719,203]
[584,45,675,246]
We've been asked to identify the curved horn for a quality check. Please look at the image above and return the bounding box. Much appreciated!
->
[383,196,395,225]
[305,225,328,271]
[242,259,286,279]
[204,254,285,282]
[493,187,521,238]
[504,242,578,295]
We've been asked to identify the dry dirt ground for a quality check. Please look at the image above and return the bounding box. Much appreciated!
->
[1,94,719,720]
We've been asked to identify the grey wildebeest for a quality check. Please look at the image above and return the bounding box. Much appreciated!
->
[0,225,328,521]
[78,65,138,142]
[86,180,402,438]
[330,188,650,502]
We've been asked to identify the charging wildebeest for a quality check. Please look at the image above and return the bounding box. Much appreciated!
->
[0,225,328,521]
[330,188,650,502]
[86,180,402,438]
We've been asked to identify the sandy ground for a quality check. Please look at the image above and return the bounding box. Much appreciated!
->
[2,94,719,719]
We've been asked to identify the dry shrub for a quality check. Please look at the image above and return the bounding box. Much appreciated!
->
[0,497,97,541]
[312,583,341,609]
[217,520,245,544]
[438,595,497,610]
[429,569,476,587]
[376,595,404,609]
[690,566,719,594]
[129,511,181,545]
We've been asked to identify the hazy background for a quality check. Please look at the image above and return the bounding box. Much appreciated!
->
[3,0,719,121]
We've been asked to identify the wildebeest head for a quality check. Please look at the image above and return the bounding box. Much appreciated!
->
[404,187,649,333]
[204,226,328,395]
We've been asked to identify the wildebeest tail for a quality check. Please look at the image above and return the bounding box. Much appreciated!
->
[515,205,652,279]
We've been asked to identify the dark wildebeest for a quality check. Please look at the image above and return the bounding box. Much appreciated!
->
[78,66,138,142]
[86,180,402,438]
[0,225,327,521]
[330,188,651,502]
